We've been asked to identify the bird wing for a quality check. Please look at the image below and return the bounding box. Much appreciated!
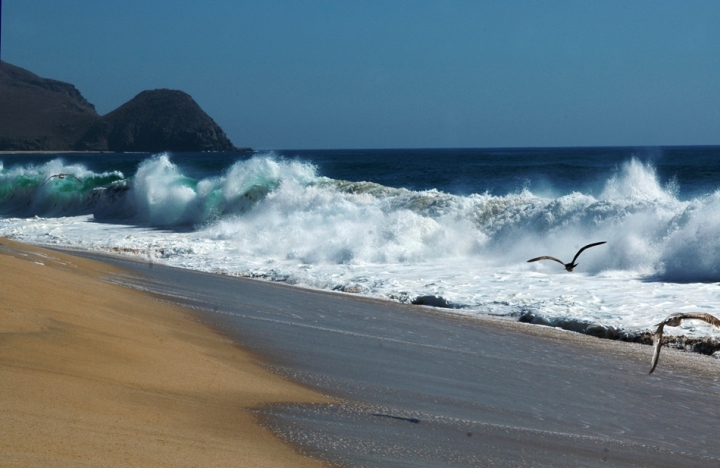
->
[40,175,58,186]
[649,323,665,374]
[42,174,81,185]
[527,256,565,266]
[571,241,607,264]
[678,312,720,328]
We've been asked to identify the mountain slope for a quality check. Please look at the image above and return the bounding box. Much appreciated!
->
[0,61,240,152]
[0,61,99,151]
[76,89,237,152]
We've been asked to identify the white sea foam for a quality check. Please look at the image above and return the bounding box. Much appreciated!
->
[2,154,720,339]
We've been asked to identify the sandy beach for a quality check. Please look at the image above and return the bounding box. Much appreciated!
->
[57,248,720,467]
[0,239,331,467]
[3,239,720,466]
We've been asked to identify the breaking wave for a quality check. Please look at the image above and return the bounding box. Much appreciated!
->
[1,153,719,282]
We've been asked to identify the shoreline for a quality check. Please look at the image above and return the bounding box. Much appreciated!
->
[0,238,333,467]
[0,149,251,154]
[4,240,720,465]
[47,243,720,361]
[79,248,719,465]
[0,150,115,154]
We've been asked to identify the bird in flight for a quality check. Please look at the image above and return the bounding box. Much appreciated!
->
[41,173,82,186]
[526,241,607,272]
[649,312,720,374]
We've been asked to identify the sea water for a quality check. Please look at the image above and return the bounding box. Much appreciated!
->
[2,147,720,339]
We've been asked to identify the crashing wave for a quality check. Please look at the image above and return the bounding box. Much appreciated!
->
[1,154,720,283]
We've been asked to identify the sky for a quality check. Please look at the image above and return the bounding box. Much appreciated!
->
[2,1,720,150]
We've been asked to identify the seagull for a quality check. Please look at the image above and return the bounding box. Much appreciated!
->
[526,241,607,272]
[649,312,720,374]
[41,173,81,186]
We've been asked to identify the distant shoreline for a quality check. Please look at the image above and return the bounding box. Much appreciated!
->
[0,150,114,154]
[0,149,252,155]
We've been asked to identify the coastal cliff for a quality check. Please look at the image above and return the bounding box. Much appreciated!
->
[0,61,242,152]
[0,61,99,151]
[76,89,238,152]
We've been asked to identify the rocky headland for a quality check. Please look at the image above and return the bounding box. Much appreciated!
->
[0,61,244,152]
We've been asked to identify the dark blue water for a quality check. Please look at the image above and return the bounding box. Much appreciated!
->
[279,146,720,199]
[2,145,719,201]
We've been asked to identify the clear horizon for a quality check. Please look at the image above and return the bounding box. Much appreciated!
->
[3,1,720,150]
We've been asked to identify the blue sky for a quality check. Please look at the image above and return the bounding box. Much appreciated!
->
[2,1,720,149]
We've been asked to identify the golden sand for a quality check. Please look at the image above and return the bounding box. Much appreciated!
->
[0,239,331,467]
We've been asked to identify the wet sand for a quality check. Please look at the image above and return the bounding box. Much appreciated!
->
[68,249,720,467]
[0,239,331,467]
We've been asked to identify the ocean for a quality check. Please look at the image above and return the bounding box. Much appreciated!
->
[2,146,720,341]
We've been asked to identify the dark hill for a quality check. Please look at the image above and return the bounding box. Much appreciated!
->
[0,61,241,152]
[0,61,99,151]
[76,89,237,152]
